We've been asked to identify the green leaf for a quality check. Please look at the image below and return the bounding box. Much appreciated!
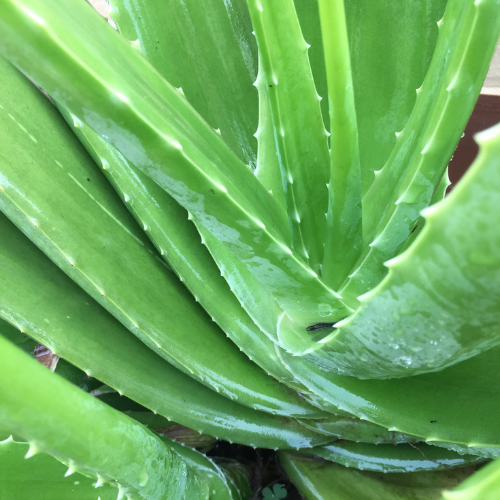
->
[295,415,419,444]
[0,438,117,500]
[108,0,259,168]
[0,0,349,326]
[340,0,500,302]
[158,436,239,500]
[0,56,325,418]
[305,441,480,473]
[280,452,474,500]
[0,335,209,500]
[254,56,287,212]
[441,457,500,500]
[317,0,362,290]
[294,0,447,195]
[247,0,330,273]
[278,344,500,455]
[58,103,324,418]
[310,123,500,379]
[0,211,331,449]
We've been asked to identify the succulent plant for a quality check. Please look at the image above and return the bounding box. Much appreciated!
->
[0,0,499,498]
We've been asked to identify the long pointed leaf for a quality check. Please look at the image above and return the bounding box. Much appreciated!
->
[278,344,500,456]
[59,104,323,416]
[246,0,330,273]
[0,0,348,326]
[108,0,259,168]
[294,0,447,195]
[0,56,325,417]
[0,336,208,500]
[306,441,478,473]
[310,123,500,378]
[340,0,500,302]
[280,452,474,500]
[318,0,362,289]
[0,212,330,449]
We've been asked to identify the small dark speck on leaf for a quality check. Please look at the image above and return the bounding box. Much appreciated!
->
[209,189,215,194]
[430,420,437,423]
[87,178,90,182]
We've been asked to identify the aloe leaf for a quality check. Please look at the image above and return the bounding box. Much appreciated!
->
[340,0,500,302]
[215,460,253,500]
[0,212,331,450]
[0,438,117,500]
[122,412,217,453]
[59,105,324,418]
[317,0,362,290]
[157,437,237,500]
[193,219,334,362]
[294,0,447,195]
[278,344,500,455]
[427,442,500,461]
[0,0,349,326]
[441,457,500,500]
[399,167,451,255]
[308,123,500,378]
[0,317,101,392]
[107,0,258,168]
[0,335,209,500]
[246,0,330,273]
[279,452,474,500]
[0,57,327,418]
[305,441,479,473]
[0,316,37,353]
[295,416,418,444]
[254,57,287,212]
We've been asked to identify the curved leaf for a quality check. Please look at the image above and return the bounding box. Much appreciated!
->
[296,416,418,444]
[340,0,500,302]
[58,105,322,414]
[108,0,259,168]
[0,336,208,500]
[0,0,349,326]
[0,211,330,449]
[0,56,325,417]
[310,122,500,378]
[306,441,479,473]
[0,438,116,500]
[280,452,474,500]
[279,344,500,454]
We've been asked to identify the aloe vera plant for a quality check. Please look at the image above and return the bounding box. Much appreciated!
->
[0,0,499,498]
